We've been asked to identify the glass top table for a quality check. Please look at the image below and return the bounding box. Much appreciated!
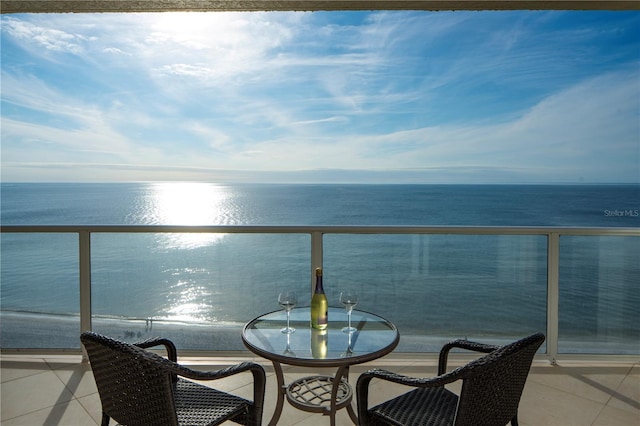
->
[242,307,399,425]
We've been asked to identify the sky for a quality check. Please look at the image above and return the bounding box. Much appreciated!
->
[1,10,639,184]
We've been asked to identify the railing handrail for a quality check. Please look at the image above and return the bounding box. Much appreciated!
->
[2,224,639,235]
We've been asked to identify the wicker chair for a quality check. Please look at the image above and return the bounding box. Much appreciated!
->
[81,331,266,426]
[356,332,545,426]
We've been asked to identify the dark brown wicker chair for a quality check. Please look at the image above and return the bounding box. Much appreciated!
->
[81,331,266,426]
[356,332,545,426]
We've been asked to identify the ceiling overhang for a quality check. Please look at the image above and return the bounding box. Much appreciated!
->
[1,0,638,13]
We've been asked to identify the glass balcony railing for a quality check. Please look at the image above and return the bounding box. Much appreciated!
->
[1,225,638,361]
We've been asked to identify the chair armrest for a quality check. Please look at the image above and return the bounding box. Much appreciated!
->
[171,361,266,383]
[134,337,178,362]
[357,368,461,390]
[438,339,500,375]
[356,367,463,422]
[132,338,264,385]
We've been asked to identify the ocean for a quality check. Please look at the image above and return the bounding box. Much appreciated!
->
[1,182,639,352]
[2,182,639,227]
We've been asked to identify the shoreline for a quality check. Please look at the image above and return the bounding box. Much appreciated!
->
[0,311,248,351]
[0,310,444,352]
[2,311,638,355]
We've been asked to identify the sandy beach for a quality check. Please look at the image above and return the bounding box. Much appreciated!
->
[0,311,248,351]
[3,310,638,355]
[1,310,450,353]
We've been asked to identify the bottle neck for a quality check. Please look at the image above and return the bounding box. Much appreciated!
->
[314,275,324,294]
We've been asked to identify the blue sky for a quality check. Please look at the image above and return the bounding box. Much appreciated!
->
[1,11,639,183]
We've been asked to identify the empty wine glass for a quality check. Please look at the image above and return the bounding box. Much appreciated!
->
[278,291,297,334]
[340,291,359,333]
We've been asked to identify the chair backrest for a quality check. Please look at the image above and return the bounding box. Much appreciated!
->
[81,332,179,426]
[454,333,545,426]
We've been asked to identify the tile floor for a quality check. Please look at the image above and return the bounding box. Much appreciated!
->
[1,354,638,425]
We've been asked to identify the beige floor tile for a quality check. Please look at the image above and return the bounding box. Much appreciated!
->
[519,380,605,426]
[1,399,98,426]
[0,359,50,383]
[592,405,640,426]
[264,401,314,425]
[292,408,355,426]
[76,393,103,426]
[1,371,74,421]
[528,363,630,404]
[44,357,84,371]
[51,362,99,399]
[606,364,639,416]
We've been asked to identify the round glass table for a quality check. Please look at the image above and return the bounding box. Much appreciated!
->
[242,307,399,425]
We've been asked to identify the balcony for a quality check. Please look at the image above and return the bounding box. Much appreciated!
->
[1,225,638,424]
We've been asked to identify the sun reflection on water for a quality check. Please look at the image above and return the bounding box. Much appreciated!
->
[166,301,214,323]
[163,269,219,323]
[151,182,229,249]
[152,182,228,225]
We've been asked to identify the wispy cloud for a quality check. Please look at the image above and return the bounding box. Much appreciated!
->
[1,11,638,183]
[2,17,88,55]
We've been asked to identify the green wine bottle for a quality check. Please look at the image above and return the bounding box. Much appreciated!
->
[311,267,328,330]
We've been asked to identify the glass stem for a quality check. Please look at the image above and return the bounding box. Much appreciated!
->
[287,311,291,330]
[348,310,352,330]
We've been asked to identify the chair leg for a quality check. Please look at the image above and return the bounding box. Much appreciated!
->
[101,412,110,426]
[511,414,519,426]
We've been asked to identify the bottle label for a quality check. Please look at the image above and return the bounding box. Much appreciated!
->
[317,312,327,326]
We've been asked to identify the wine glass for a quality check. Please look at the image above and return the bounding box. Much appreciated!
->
[278,291,297,334]
[340,291,359,333]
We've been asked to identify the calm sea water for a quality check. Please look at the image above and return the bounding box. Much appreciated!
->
[1,183,639,349]
[2,182,639,226]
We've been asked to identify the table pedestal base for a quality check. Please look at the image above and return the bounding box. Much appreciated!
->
[269,362,358,426]
[286,375,352,412]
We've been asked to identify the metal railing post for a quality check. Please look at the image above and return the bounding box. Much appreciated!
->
[547,232,560,364]
[311,231,323,291]
[79,230,92,337]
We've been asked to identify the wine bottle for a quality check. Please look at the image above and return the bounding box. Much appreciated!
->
[311,267,328,330]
